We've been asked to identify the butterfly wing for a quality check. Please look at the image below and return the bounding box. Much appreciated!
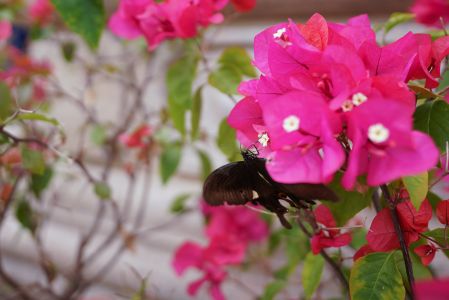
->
[202,161,256,206]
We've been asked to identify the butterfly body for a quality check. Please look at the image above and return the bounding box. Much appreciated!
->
[202,150,338,229]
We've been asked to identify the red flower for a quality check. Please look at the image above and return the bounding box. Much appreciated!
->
[230,0,256,12]
[118,124,152,148]
[436,200,449,225]
[414,244,437,266]
[410,0,449,27]
[367,199,432,251]
[310,205,352,254]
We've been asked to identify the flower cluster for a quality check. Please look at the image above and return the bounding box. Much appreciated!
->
[109,0,256,50]
[173,204,268,300]
[228,13,443,189]
[28,0,54,25]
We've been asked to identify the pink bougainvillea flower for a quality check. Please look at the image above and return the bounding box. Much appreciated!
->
[343,98,439,189]
[108,0,149,39]
[436,199,449,225]
[230,0,256,12]
[310,205,352,254]
[28,0,54,25]
[118,124,152,148]
[328,14,376,50]
[410,0,449,27]
[366,199,432,251]
[415,278,449,300]
[0,20,11,41]
[205,205,269,243]
[414,243,437,266]
[173,235,246,300]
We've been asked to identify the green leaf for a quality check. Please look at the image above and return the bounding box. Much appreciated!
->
[197,149,212,181]
[15,200,36,232]
[403,172,428,210]
[61,41,76,62]
[0,82,12,122]
[170,193,190,213]
[94,181,111,200]
[260,280,286,300]
[350,252,405,300]
[17,113,59,126]
[302,252,324,299]
[216,118,239,161]
[190,87,202,141]
[427,191,442,209]
[323,174,372,226]
[50,0,105,49]
[21,147,46,175]
[351,228,368,250]
[384,12,415,34]
[219,47,257,77]
[90,124,107,146]
[208,65,241,95]
[31,167,53,198]
[159,142,182,184]
[166,53,199,135]
[414,100,449,151]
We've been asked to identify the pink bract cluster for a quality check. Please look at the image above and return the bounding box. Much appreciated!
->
[28,0,54,25]
[173,204,268,300]
[228,14,444,190]
[410,0,449,27]
[109,0,256,50]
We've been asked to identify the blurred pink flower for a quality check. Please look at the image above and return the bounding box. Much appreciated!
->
[118,125,152,148]
[410,0,449,27]
[28,0,54,25]
[415,278,449,300]
[230,0,256,12]
[0,20,11,41]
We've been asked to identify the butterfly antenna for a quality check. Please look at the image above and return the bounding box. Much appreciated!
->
[245,204,276,216]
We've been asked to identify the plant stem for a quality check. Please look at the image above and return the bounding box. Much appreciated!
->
[380,185,415,299]
[296,218,350,292]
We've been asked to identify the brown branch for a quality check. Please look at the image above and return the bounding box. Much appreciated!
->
[380,185,415,299]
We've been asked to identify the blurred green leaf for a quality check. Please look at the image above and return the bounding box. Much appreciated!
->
[384,12,415,34]
[166,53,199,135]
[160,142,182,183]
[0,82,12,122]
[190,87,202,141]
[31,167,53,198]
[427,191,442,210]
[403,172,428,210]
[61,41,76,62]
[50,0,105,49]
[94,181,111,200]
[197,149,212,181]
[21,147,46,175]
[414,100,449,152]
[90,124,107,146]
[216,118,239,161]
[17,113,59,126]
[170,193,190,213]
[208,65,241,95]
[15,200,36,232]
[260,280,286,300]
[302,252,325,299]
[219,47,257,77]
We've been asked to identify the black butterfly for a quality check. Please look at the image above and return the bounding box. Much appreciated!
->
[202,149,339,229]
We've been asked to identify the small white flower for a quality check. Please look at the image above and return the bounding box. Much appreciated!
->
[273,28,286,39]
[368,123,390,144]
[252,190,259,199]
[258,132,270,147]
[341,100,354,112]
[282,115,301,132]
[352,92,368,106]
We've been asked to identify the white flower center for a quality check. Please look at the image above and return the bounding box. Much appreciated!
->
[282,115,300,133]
[252,190,259,199]
[258,132,270,147]
[341,100,354,112]
[368,123,390,144]
[273,28,286,39]
[352,92,368,106]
